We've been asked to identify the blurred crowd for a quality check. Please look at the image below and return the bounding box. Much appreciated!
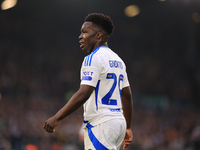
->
[0,96,200,150]
[0,9,200,150]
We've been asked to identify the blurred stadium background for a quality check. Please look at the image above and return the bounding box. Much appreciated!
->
[0,0,200,150]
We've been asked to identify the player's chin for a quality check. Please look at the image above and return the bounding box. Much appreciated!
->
[82,47,90,54]
[81,48,86,53]
[80,45,85,51]
[81,46,84,51]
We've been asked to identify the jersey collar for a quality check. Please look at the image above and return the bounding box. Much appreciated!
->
[92,45,108,53]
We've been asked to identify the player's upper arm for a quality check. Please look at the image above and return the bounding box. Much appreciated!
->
[78,84,95,100]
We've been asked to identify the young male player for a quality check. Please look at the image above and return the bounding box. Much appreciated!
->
[44,13,133,150]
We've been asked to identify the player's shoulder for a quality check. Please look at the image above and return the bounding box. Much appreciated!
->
[97,46,116,57]
[83,47,102,67]
[82,45,122,67]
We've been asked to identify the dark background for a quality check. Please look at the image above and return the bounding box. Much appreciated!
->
[0,0,200,150]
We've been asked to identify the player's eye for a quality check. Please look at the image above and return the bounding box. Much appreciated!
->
[82,30,88,33]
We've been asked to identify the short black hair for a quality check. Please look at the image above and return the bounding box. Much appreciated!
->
[85,13,115,35]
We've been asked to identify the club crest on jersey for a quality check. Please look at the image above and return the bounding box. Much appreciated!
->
[82,71,93,81]
[109,60,123,69]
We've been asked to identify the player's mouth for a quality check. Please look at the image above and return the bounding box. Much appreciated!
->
[79,41,84,48]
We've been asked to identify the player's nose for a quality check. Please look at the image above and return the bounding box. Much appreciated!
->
[79,33,83,39]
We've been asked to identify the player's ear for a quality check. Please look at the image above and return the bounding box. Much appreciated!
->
[95,32,103,39]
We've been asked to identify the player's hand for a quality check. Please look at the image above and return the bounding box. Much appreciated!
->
[44,116,60,133]
[122,129,133,149]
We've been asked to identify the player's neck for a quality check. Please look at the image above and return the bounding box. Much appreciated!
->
[94,42,108,50]
[89,42,108,54]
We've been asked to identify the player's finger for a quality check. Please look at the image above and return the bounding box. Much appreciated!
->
[126,138,132,143]
[44,122,48,129]
[123,144,127,149]
[123,141,132,149]
[126,141,132,146]
[47,125,53,132]
[44,123,48,131]
[44,122,53,133]
[45,123,51,131]
[122,141,127,149]
[123,144,128,149]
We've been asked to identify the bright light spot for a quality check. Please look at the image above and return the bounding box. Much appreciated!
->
[124,5,140,17]
[1,0,17,10]
[192,12,200,23]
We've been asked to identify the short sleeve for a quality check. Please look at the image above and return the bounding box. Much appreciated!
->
[80,54,101,87]
[122,71,130,88]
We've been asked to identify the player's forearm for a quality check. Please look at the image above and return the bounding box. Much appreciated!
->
[123,100,133,129]
[54,91,87,121]
[121,86,133,129]
[54,85,94,121]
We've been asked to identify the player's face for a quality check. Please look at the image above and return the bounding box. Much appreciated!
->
[79,22,99,53]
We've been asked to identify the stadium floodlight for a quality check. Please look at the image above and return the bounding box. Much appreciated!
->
[1,0,17,10]
[124,5,140,17]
